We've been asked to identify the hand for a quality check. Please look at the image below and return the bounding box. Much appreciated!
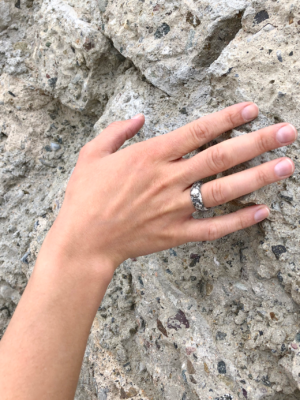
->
[51,102,296,271]
[0,102,296,400]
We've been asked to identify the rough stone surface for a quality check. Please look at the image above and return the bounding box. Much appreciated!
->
[1,0,300,399]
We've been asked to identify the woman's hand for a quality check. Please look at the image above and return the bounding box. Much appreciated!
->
[52,102,297,271]
[0,102,297,400]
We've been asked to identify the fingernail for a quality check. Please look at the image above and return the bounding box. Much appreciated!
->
[255,206,270,222]
[274,159,294,177]
[242,104,259,121]
[132,113,144,120]
[276,124,297,144]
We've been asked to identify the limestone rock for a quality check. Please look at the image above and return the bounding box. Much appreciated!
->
[31,0,127,115]
[1,0,300,399]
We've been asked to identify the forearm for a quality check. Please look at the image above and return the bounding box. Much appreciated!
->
[0,223,115,400]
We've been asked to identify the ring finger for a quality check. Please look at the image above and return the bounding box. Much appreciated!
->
[182,157,295,212]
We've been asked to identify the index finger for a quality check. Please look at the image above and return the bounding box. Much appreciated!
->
[157,102,259,160]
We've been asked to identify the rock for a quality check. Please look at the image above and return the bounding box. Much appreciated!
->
[235,310,247,325]
[50,143,61,151]
[187,359,196,374]
[254,10,269,25]
[20,251,30,263]
[167,310,190,330]
[272,245,287,260]
[120,387,138,399]
[154,23,171,39]
[0,1,12,31]
[216,331,227,341]
[1,0,300,399]
[31,0,127,115]
[157,319,168,337]
[234,283,248,291]
[217,361,226,374]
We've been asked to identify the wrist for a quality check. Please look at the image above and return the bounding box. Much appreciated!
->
[35,219,117,288]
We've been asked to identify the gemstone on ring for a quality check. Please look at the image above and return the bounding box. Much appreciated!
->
[190,181,208,211]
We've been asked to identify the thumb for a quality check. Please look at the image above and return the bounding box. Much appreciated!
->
[93,114,145,156]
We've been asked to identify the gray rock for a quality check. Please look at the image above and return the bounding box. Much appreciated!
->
[50,142,61,151]
[1,0,300,399]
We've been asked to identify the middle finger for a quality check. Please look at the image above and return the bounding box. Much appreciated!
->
[179,122,297,186]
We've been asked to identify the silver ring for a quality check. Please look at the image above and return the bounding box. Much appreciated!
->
[190,181,208,211]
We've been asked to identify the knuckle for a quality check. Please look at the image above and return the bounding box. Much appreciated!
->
[79,142,97,160]
[207,146,230,173]
[256,168,270,186]
[155,176,169,192]
[108,120,136,141]
[79,144,90,159]
[189,120,211,145]
[256,131,272,154]
[207,223,221,241]
[210,181,227,205]
[108,120,124,130]
[144,141,163,160]
[224,108,236,127]
[237,214,249,231]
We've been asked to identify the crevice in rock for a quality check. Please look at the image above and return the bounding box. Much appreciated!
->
[193,11,245,68]
[267,390,300,400]
[102,34,171,97]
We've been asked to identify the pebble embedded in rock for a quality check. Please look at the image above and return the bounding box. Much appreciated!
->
[120,387,138,399]
[277,51,283,62]
[157,319,168,337]
[217,361,226,374]
[214,395,233,400]
[48,77,58,88]
[234,283,248,291]
[277,272,284,283]
[272,245,287,260]
[167,310,190,330]
[186,12,200,27]
[187,359,196,374]
[20,251,30,263]
[50,143,61,151]
[179,107,188,115]
[216,331,227,341]
[154,23,170,39]
[189,253,200,267]
[137,276,144,286]
[206,283,213,295]
[254,10,269,24]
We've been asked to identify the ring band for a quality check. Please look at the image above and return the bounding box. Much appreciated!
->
[190,181,208,211]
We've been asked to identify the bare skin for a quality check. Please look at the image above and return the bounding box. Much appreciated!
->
[0,102,297,399]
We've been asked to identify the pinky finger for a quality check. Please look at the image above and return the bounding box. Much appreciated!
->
[185,205,270,242]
